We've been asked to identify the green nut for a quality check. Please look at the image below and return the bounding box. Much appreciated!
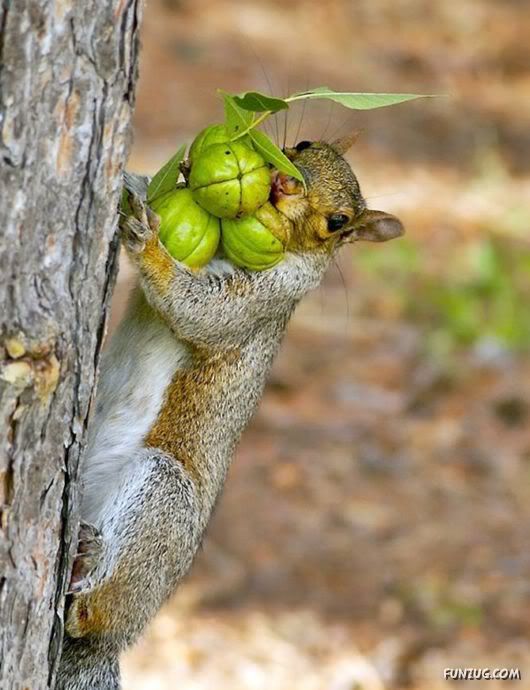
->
[189,141,271,219]
[221,202,291,271]
[150,188,220,268]
[189,124,252,164]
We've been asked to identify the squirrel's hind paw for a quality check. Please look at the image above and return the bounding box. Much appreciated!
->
[68,522,104,595]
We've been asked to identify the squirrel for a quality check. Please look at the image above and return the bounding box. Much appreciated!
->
[55,136,403,690]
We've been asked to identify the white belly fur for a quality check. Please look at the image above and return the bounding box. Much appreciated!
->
[81,297,189,525]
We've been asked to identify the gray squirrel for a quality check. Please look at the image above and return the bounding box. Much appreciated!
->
[56,137,403,689]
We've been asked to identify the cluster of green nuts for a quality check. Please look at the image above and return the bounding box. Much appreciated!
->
[149,124,289,270]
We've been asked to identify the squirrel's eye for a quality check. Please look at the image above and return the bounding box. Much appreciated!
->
[295,140,312,152]
[327,213,350,232]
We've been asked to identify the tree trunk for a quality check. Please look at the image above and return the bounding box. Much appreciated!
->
[0,2,142,688]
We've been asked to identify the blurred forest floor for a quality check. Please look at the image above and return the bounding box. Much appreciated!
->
[118,1,530,688]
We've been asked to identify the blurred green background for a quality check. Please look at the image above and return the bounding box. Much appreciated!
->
[116,1,530,688]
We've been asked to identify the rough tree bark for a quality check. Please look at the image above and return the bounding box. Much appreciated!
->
[0,2,142,688]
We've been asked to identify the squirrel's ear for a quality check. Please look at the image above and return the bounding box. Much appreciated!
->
[350,210,404,242]
[330,131,361,156]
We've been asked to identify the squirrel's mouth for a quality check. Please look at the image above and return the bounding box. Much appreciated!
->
[269,171,306,224]
[270,171,305,205]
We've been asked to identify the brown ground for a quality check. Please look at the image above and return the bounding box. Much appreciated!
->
[117,1,530,688]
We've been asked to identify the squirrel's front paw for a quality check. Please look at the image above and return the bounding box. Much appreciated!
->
[120,192,160,255]
[68,522,104,595]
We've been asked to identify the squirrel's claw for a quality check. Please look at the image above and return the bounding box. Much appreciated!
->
[128,192,149,227]
[68,522,104,595]
[119,191,160,255]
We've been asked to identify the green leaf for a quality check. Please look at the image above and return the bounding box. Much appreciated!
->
[287,87,436,109]
[147,144,186,201]
[233,91,289,113]
[249,129,305,185]
[222,93,254,138]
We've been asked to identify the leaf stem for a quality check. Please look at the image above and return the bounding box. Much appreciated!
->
[231,111,273,140]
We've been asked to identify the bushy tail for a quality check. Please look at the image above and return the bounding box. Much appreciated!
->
[56,637,120,690]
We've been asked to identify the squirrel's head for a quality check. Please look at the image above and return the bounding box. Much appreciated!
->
[271,136,404,253]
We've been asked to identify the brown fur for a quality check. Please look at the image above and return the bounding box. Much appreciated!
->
[67,579,123,637]
[140,234,174,296]
[145,346,241,489]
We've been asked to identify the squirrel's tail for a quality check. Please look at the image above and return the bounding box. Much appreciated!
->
[56,636,120,690]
